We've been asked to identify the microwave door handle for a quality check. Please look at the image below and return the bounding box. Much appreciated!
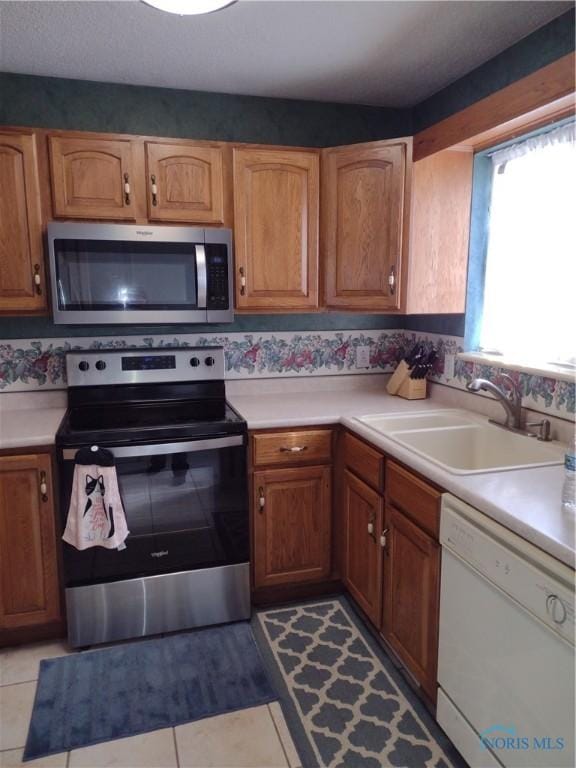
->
[196,244,207,308]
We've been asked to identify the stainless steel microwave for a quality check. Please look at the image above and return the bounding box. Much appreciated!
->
[47,223,234,325]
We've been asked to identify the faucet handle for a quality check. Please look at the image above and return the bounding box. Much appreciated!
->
[526,418,552,441]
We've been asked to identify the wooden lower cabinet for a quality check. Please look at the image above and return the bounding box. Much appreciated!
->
[0,453,62,637]
[382,504,440,702]
[253,464,331,589]
[342,470,383,626]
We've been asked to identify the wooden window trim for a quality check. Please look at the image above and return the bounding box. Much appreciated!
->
[413,53,575,160]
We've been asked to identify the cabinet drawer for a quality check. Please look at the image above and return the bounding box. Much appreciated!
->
[343,432,384,492]
[386,461,441,537]
[253,429,332,467]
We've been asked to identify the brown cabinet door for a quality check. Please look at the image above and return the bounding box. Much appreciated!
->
[253,465,331,588]
[382,505,440,701]
[0,454,61,631]
[0,132,46,313]
[233,148,319,310]
[342,470,383,626]
[49,135,139,219]
[145,141,226,224]
[323,141,407,310]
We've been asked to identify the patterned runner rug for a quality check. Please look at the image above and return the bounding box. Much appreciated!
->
[254,597,466,768]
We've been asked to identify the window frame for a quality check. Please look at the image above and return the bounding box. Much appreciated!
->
[463,114,576,370]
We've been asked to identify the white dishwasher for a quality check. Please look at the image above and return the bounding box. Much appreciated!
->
[437,494,575,768]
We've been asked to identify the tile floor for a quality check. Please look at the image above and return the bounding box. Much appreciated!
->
[0,640,301,768]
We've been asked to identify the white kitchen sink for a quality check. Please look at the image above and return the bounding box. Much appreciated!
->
[356,410,564,474]
[359,409,482,433]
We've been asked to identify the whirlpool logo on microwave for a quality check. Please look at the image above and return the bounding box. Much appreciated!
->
[480,724,565,753]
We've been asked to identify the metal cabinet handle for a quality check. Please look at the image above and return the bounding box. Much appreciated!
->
[39,471,48,503]
[388,264,396,296]
[33,264,42,295]
[239,266,246,296]
[150,174,158,206]
[546,594,567,625]
[258,486,265,512]
[367,514,375,540]
[380,528,389,548]
[280,446,308,453]
[123,173,131,205]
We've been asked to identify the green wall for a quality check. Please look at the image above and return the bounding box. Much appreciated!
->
[0,72,411,147]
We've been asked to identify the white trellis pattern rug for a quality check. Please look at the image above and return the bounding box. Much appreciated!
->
[256,598,465,768]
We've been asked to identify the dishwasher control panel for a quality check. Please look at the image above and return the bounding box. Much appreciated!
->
[441,496,575,645]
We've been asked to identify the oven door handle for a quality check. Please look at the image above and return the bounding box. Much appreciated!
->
[62,435,243,461]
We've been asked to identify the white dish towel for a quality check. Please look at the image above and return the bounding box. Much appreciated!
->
[63,446,129,551]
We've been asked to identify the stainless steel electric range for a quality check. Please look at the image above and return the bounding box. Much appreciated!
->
[56,347,249,647]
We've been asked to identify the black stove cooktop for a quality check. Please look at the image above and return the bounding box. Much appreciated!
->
[57,399,245,447]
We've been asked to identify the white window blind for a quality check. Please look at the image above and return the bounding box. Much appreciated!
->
[480,121,576,366]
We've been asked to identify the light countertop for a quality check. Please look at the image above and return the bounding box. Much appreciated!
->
[0,404,66,450]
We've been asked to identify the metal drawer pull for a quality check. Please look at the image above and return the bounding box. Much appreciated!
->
[39,471,48,502]
[280,446,308,453]
[33,264,42,295]
[150,174,158,206]
[258,487,265,512]
[380,528,389,548]
[239,266,246,296]
[123,173,131,205]
[388,264,396,295]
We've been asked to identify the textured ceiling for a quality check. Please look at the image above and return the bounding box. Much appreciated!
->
[0,0,571,107]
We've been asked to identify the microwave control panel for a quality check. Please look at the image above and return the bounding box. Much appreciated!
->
[206,247,230,310]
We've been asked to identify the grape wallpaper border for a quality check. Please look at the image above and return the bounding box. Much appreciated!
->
[0,330,573,419]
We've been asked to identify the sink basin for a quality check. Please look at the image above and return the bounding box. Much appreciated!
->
[395,424,564,474]
[359,409,481,433]
[356,409,564,474]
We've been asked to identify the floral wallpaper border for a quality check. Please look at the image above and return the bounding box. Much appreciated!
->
[0,330,573,419]
[0,330,403,389]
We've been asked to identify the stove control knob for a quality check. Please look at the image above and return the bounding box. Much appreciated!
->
[95,360,107,371]
[78,361,90,372]
[205,356,215,367]
[190,357,200,367]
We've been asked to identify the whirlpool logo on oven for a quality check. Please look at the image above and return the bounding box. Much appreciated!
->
[480,725,565,752]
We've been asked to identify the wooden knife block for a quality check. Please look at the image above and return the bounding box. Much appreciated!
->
[387,360,428,400]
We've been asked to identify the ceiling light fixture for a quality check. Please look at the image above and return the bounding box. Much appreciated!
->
[142,0,237,15]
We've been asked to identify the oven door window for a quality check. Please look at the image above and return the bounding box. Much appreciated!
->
[53,239,199,311]
[61,443,248,587]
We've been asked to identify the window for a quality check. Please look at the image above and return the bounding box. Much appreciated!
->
[477,119,575,367]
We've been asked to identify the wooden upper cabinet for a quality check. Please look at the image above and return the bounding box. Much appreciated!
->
[406,149,473,313]
[233,147,320,310]
[49,135,139,220]
[253,464,331,588]
[145,141,227,224]
[342,470,383,627]
[0,454,61,633]
[322,140,408,311]
[0,131,46,313]
[382,505,440,702]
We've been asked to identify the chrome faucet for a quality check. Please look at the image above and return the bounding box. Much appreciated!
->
[466,373,523,431]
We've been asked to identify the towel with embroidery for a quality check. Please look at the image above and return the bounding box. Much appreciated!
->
[63,446,129,551]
